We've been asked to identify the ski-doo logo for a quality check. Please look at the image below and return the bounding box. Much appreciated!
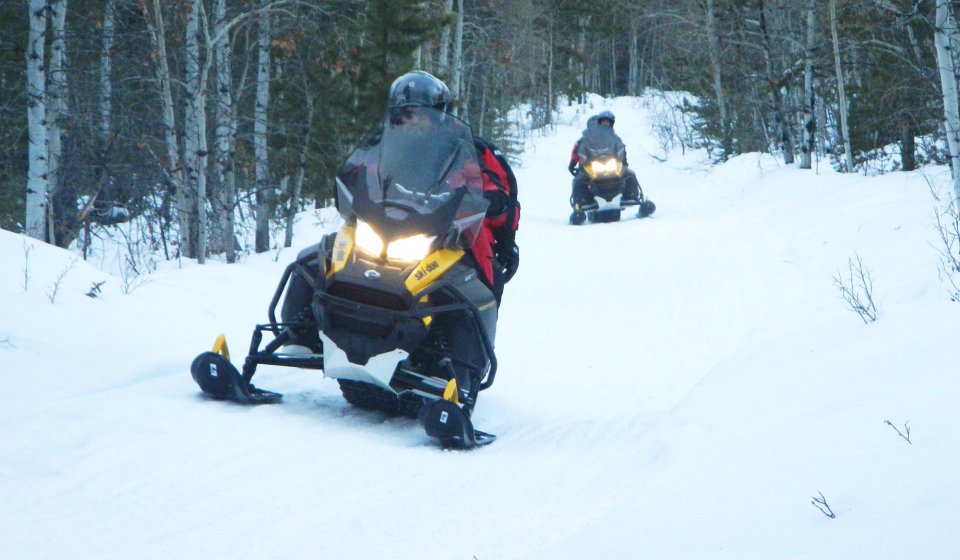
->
[364,270,381,280]
[334,242,348,262]
[414,260,439,281]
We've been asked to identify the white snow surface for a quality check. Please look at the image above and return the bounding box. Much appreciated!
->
[2,94,959,559]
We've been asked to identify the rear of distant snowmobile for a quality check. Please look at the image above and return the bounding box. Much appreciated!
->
[190,107,499,449]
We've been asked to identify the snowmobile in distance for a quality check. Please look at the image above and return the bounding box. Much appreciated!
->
[570,126,655,225]
[190,107,499,449]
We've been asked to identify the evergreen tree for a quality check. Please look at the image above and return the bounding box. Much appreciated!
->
[353,0,450,125]
[0,2,27,231]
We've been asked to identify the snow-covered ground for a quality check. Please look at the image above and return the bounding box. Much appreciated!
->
[2,94,958,559]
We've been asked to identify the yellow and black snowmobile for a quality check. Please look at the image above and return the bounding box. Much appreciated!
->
[570,125,655,225]
[190,107,499,449]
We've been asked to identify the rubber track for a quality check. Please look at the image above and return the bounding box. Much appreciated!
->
[338,379,423,418]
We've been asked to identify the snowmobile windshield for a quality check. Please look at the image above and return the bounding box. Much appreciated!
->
[336,107,488,247]
[577,126,625,163]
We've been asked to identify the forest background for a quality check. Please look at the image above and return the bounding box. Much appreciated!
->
[4,0,960,265]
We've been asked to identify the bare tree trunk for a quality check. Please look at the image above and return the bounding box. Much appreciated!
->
[142,0,187,257]
[800,0,816,170]
[100,0,114,143]
[183,0,203,261]
[451,0,464,113]
[609,38,616,95]
[284,57,314,249]
[901,124,916,171]
[25,0,49,242]
[282,168,302,248]
[46,0,67,243]
[92,0,115,241]
[193,1,219,263]
[628,20,639,96]
[578,16,587,101]
[936,0,960,210]
[478,75,487,136]
[213,0,237,262]
[831,0,854,172]
[438,0,453,77]
[933,0,960,211]
[757,0,794,164]
[254,1,272,253]
[704,0,731,159]
[545,12,554,125]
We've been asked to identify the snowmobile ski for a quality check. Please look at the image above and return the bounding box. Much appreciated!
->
[417,398,496,449]
[638,199,656,218]
[190,335,282,405]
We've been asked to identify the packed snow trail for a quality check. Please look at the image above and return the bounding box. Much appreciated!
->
[2,95,957,560]
[0,99,811,559]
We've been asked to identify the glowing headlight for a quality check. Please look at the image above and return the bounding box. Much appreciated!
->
[590,158,620,175]
[355,220,384,255]
[386,233,435,261]
[354,219,435,261]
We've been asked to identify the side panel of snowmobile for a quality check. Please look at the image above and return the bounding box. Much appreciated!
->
[404,248,468,296]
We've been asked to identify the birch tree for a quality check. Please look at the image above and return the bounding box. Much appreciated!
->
[438,0,453,76]
[46,0,67,242]
[935,0,960,210]
[99,0,114,146]
[141,0,187,255]
[544,8,554,125]
[831,0,854,172]
[213,0,238,262]
[704,0,731,159]
[628,18,639,96]
[254,0,272,253]
[182,0,204,260]
[450,0,464,114]
[25,0,49,241]
[757,0,794,165]
[95,0,117,228]
[799,0,816,170]
[283,46,315,249]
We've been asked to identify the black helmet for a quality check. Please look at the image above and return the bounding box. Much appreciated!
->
[597,110,615,126]
[388,70,451,112]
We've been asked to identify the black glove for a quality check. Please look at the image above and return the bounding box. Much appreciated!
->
[568,161,577,176]
[499,241,519,283]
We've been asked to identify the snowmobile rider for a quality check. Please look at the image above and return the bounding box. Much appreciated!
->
[278,72,518,355]
[281,71,519,347]
[567,111,645,218]
[387,70,520,305]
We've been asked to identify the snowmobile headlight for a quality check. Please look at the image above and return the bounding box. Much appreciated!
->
[355,220,384,256]
[589,158,621,176]
[387,233,436,261]
[355,219,435,261]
